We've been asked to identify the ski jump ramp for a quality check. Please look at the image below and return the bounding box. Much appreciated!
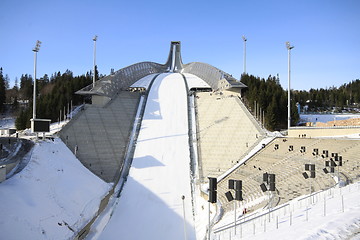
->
[73,41,247,239]
[100,73,199,239]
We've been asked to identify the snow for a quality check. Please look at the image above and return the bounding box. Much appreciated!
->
[213,182,360,240]
[0,117,15,129]
[98,73,196,240]
[0,138,112,240]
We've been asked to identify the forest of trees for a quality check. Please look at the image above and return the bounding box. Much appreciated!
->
[241,74,299,131]
[292,80,360,112]
[0,68,10,113]
[1,67,359,132]
[240,74,360,130]
[0,67,98,130]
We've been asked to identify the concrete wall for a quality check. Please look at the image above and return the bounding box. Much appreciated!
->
[92,95,111,106]
[0,166,6,182]
[289,126,360,138]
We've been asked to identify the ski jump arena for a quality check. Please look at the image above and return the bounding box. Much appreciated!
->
[57,42,360,239]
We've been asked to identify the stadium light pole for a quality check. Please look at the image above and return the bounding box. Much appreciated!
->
[286,41,294,130]
[242,36,247,75]
[93,35,98,88]
[32,40,41,121]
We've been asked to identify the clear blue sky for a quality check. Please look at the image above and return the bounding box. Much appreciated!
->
[1,0,359,90]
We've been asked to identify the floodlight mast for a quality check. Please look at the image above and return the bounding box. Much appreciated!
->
[242,36,247,75]
[93,35,98,88]
[286,41,294,130]
[32,40,41,121]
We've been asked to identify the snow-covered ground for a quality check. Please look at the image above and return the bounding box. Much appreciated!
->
[0,138,112,239]
[0,117,15,129]
[213,182,360,240]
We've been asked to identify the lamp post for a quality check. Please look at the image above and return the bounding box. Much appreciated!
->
[242,36,247,75]
[93,35,97,88]
[181,195,187,240]
[32,40,41,121]
[286,41,294,130]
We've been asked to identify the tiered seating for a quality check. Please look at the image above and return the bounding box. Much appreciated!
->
[59,91,140,183]
[217,137,360,213]
[195,91,265,181]
[315,117,360,127]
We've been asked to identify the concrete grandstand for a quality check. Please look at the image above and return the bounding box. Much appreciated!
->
[62,41,247,185]
[217,137,360,213]
[52,41,360,239]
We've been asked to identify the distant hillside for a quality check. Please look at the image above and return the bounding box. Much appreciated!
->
[293,79,360,112]
[1,69,97,130]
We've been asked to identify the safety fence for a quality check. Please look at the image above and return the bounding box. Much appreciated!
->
[212,181,360,239]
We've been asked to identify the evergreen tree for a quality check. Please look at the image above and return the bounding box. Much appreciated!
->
[14,77,19,91]
[292,79,360,112]
[12,96,19,111]
[266,96,277,131]
[15,69,92,128]
[0,68,6,112]
[15,109,27,130]
[19,74,33,100]
[4,74,10,89]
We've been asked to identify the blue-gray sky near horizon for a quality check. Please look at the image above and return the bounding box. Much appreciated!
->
[1,0,359,90]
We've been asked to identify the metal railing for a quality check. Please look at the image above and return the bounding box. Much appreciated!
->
[76,62,165,98]
[211,181,360,239]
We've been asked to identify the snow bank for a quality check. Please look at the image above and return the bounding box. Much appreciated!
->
[0,138,112,240]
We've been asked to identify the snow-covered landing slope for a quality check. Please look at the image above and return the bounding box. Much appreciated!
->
[0,138,112,240]
[99,73,196,240]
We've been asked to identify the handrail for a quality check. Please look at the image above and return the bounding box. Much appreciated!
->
[213,203,290,234]
[76,62,166,98]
